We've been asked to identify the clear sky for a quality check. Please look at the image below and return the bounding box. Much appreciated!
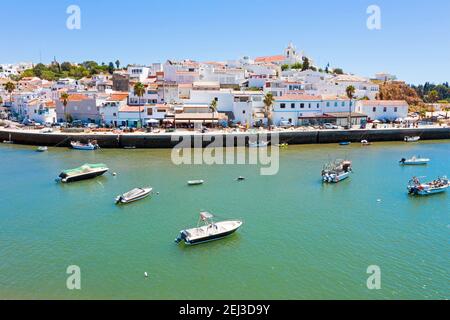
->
[1,0,449,84]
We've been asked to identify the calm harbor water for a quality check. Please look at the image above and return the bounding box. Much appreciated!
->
[0,141,449,299]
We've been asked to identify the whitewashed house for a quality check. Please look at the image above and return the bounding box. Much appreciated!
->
[100,92,129,127]
[127,65,150,82]
[355,100,409,121]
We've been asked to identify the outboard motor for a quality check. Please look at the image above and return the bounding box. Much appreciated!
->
[400,158,406,164]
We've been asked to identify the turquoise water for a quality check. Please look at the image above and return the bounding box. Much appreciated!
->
[0,141,449,299]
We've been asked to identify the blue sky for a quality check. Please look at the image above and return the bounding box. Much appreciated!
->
[1,0,449,84]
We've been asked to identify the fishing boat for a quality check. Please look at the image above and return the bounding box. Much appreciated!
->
[339,141,351,146]
[249,141,269,148]
[115,187,152,204]
[361,140,372,146]
[175,211,243,245]
[399,156,430,165]
[407,176,449,196]
[188,180,204,186]
[57,163,109,183]
[404,136,420,142]
[322,159,352,183]
[70,140,99,150]
[36,146,48,152]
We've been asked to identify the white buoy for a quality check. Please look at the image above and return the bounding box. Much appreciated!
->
[112,172,117,176]
[144,272,148,278]
[377,199,382,202]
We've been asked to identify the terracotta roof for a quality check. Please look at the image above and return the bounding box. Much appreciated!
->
[66,94,90,101]
[276,94,322,101]
[255,55,285,63]
[359,100,408,106]
[107,92,129,101]
[119,105,144,112]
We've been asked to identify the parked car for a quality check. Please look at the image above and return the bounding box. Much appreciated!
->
[323,123,338,129]
[86,123,99,129]
[40,128,53,133]
[279,120,293,128]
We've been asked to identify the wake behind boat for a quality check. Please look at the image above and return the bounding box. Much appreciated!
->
[400,156,430,165]
[322,159,352,183]
[70,140,99,150]
[115,187,152,204]
[407,176,449,195]
[175,211,243,245]
[57,163,109,183]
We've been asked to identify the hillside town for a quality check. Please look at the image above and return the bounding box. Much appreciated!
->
[1,43,449,132]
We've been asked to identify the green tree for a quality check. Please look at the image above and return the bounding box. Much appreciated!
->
[108,62,115,74]
[60,92,69,126]
[346,85,356,129]
[291,62,303,70]
[427,90,439,103]
[281,64,289,71]
[133,82,146,128]
[334,68,344,75]
[210,99,218,129]
[4,81,16,105]
[301,57,310,71]
[115,60,121,69]
[263,93,275,130]
[61,62,72,72]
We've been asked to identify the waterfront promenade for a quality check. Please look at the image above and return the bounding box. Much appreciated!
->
[1,126,449,148]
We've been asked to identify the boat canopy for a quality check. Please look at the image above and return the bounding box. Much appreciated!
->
[62,163,107,175]
[200,211,214,220]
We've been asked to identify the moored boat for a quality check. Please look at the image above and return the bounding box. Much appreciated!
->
[175,211,243,245]
[399,156,430,165]
[322,159,352,183]
[407,176,449,195]
[57,163,109,183]
[36,146,48,152]
[361,140,372,146]
[404,136,420,142]
[115,187,152,204]
[249,141,269,148]
[70,140,99,150]
[188,180,204,186]
[339,141,351,146]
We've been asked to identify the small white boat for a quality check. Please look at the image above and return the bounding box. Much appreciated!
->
[36,146,48,152]
[70,140,99,150]
[404,136,420,142]
[175,212,243,245]
[115,187,152,204]
[322,159,352,183]
[407,176,449,196]
[188,180,204,186]
[399,156,430,165]
[249,141,269,148]
[361,140,372,146]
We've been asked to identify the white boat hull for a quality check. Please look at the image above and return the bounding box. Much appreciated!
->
[116,187,152,204]
[176,220,243,245]
[323,171,350,183]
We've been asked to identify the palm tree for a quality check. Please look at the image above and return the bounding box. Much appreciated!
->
[133,82,145,128]
[60,92,69,126]
[4,81,16,106]
[346,85,356,129]
[210,99,218,129]
[263,93,275,130]
[115,60,120,69]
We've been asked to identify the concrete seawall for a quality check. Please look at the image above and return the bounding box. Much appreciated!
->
[1,128,449,148]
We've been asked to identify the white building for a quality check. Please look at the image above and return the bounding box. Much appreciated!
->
[355,100,408,121]
[25,99,57,124]
[100,92,129,126]
[127,65,150,82]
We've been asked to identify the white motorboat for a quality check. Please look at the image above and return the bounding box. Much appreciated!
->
[175,212,243,245]
[407,176,449,196]
[115,187,152,204]
[322,159,352,183]
[70,140,99,150]
[399,156,430,165]
[57,163,109,183]
[404,136,420,142]
[36,146,48,152]
[361,140,372,146]
[249,141,269,148]
[188,180,204,186]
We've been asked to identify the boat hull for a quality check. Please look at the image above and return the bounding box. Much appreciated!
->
[322,171,350,183]
[60,169,108,183]
[185,228,239,245]
[176,220,242,245]
[408,186,448,196]
[116,188,152,204]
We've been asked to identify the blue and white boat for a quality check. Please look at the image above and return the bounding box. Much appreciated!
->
[407,176,449,196]
[70,140,99,150]
[399,156,430,165]
[322,159,352,183]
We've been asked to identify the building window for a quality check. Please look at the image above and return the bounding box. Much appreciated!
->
[309,103,311,109]
[300,103,304,109]
[342,102,345,107]
[326,102,330,107]
[373,107,376,112]
[147,108,153,116]
[317,103,320,108]
[280,103,286,109]
[383,107,387,112]
[291,103,295,109]
[113,113,117,116]
[394,107,398,112]
[243,110,246,114]
[334,102,338,107]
